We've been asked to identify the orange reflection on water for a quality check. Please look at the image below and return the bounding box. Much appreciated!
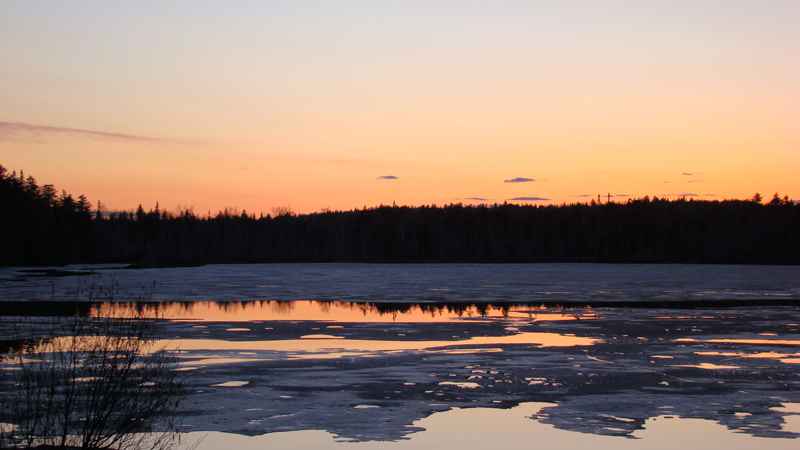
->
[694,351,800,365]
[695,351,800,359]
[92,301,598,323]
[676,338,800,346]
[671,363,741,370]
[159,331,601,362]
[703,339,800,345]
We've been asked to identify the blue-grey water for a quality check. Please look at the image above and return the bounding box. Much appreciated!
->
[2,263,799,304]
[2,263,800,449]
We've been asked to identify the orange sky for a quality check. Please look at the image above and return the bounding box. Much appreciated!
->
[2,1,798,214]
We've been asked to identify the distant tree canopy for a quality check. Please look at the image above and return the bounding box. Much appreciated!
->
[2,164,799,266]
[0,165,93,266]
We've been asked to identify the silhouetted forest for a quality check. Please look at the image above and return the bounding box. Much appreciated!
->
[2,164,798,266]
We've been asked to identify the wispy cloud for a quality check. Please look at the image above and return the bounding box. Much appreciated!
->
[0,121,177,144]
[377,175,398,180]
[681,172,703,176]
[686,180,704,183]
[568,194,593,198]
[458,197,491,202]
[705,194,716,197]
[507,196,549,201]
[504,177,535,183]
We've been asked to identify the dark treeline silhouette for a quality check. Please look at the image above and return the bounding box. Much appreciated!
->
[2,164,798,266]
[0,165,93,266]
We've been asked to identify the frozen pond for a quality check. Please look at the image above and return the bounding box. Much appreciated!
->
[2,263,800,449]
[2,263,799,305]
[185,402,800,450]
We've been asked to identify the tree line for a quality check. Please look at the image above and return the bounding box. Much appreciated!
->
[2,164,798,266]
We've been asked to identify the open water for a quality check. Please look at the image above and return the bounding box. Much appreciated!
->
[2,263,800,449]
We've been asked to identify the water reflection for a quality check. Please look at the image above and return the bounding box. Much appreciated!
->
[152,303,800,443]
[0,299,601,322]
[3,300,800,444]
[182,402,800,450]
[160,331,601,363]
[95,300,601,323]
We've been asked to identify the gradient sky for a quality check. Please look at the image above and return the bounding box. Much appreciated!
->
[1,1,798,214]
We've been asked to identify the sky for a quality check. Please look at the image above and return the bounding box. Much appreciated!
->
[1,1,798,215]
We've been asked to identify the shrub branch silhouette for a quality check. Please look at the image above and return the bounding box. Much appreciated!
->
[1,281,186,450]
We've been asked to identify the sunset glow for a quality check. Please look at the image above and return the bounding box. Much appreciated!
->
[2,1,798,214]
